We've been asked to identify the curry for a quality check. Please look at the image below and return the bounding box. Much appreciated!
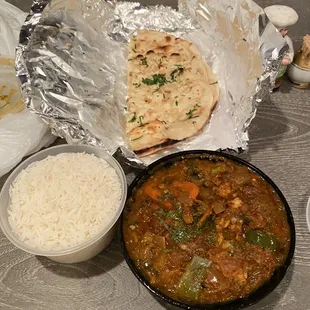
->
[123,155,291,304]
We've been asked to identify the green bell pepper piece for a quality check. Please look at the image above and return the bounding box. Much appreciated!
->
[178,255,212,301]
[246,229,278,252]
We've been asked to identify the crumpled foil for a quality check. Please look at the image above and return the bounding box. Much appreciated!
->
[15,0,288,167]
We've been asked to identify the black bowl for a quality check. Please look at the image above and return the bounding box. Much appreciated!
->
[119,150,296,310]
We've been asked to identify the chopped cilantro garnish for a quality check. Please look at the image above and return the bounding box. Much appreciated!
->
[186,104,201,119]
[128,112,137,123]
[142,74,169,88]
[170,66,184,81]
[133,82,141,88]
[175,100,179,106]
[131,135,143,141]
[154,204,209,244]
[138,115,144,125]
[141,66,184,91]
[209,81,218,85]
[163,249,174,253]
[172,227,189,243]
[140,56,148,66]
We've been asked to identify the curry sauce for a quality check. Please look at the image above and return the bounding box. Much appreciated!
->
[123,157,291,304]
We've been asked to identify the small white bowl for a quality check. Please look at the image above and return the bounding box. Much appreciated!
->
[287,63,310,88]
[0,145,127,263]
[306,196,310,233]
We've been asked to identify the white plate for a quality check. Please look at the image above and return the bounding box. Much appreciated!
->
[306,196,310,232]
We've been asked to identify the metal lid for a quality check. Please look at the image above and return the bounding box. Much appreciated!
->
[265,5,298,29]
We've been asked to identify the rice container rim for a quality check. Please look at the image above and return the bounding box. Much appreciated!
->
[0,144,127,256]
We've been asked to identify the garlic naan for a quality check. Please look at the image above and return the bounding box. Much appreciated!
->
[126,30,219,156]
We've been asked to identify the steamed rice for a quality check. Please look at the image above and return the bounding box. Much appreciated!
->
[8,152,122,251]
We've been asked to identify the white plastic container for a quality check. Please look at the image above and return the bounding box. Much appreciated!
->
[0,144,127,263]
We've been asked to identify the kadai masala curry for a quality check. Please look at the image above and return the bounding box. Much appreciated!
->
[123,156,291,304]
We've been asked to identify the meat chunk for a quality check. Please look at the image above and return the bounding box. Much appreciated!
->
[203,265,230,293]
[217,182,233,198]
[248,211,267,229]
[228,197,243,209]
[209,249,248,286]
[216,218,230,231]
[135,232,165,261]
[241,245,277,288]
[241,185,260,198]
[213,200,226,214]
[182,204,194,224]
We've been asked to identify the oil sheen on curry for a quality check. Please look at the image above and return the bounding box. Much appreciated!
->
[123,156,291,304]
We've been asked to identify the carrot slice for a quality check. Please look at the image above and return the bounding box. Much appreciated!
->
[172,181,199,199]
[144,183,172,209]
[171,181,199,225]
[144,183,162,201]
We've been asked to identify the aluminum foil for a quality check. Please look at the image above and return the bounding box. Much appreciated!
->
[16,0,288,166]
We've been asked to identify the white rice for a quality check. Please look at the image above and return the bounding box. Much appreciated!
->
[8,153,122,251]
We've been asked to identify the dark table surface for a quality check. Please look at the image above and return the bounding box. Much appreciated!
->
[1,0,310,309]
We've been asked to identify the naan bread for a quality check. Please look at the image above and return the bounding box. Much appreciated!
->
[126,30,219,156]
